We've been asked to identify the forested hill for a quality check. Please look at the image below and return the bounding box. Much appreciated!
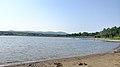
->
[67,26,120,39]
[0,31,67,37]
[0,26,120,39]
[98,26,120,39]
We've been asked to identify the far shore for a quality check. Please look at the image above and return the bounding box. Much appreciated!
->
[82,38,120,42]
[1,35,120,42]
[1,44,120,67]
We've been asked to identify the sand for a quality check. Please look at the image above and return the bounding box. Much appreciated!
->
[0,44,120,67]
[89,38,120,42]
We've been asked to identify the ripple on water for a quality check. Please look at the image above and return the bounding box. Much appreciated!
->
[0,36,119,64]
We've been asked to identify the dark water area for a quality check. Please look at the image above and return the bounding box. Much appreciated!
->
[0,36,119,64]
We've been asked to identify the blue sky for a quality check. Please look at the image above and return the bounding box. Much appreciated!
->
[0,0,120,33]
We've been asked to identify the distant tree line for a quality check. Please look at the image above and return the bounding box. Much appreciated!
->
[66,26,120,39]
[0,26,120,39]
[98,26,120,39]
[0,31,66,37]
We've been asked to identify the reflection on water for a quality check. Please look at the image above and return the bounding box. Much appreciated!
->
[0,36,119,64]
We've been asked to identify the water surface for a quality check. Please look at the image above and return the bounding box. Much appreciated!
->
[0,36,119,64]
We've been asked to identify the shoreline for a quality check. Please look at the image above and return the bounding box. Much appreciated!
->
[88,38,120,42]
[0,53,108,67]
[1,44,120,67]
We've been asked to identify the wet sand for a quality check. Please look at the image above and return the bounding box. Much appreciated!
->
[1,44,120,67]
[89,38,120,42]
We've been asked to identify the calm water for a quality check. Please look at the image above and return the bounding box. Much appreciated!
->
[0,36,119,64]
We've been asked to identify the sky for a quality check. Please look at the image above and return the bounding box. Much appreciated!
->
[0,0,120,33]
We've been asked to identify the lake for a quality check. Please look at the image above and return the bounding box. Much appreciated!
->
[0,36,119,64]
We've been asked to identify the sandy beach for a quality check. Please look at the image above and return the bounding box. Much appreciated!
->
[89,38,120,42]
[0,44,119,67]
